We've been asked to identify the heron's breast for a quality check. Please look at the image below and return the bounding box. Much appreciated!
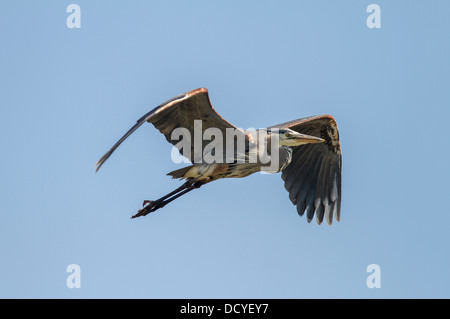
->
[185,163,230,180]
[278,146,293,172]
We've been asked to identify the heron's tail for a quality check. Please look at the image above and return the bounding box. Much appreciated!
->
[167,165,196,180]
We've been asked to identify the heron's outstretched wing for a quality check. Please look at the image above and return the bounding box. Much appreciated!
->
[96,88,247,171]
[270,115,342,225]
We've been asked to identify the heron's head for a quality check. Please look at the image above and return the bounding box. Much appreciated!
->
[274,128,325,147]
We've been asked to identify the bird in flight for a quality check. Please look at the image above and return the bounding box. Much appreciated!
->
[96,88,342,225]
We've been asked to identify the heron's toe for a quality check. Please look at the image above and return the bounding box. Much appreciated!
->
[142,200,153,207]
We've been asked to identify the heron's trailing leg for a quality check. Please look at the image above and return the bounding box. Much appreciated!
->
[143,181,193,208]
[131,180,206,218]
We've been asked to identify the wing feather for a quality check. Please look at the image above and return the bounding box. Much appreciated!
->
[96,88,247,171]
[305,155,324,222]
[270,115,342,225]
[285,148,321,204]
[315,157,330,224]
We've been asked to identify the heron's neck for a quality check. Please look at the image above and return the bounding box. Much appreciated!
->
[279,146,293,171]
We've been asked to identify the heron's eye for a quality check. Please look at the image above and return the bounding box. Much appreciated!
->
[285,133,290,137]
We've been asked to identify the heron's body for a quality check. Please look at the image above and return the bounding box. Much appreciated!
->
[96,88,342,225]
[168,131,294,180]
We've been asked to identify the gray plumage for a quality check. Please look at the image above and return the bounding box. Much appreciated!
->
[96,88,342,224]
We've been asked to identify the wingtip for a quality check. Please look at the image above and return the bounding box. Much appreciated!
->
[185,87,209,97]
[95,150,113,173]
[95,159,103,173]
[95,157,107,173]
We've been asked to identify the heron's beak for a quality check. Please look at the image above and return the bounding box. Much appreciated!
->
[293,133,325,145]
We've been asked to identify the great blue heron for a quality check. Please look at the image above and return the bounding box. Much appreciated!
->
[96,88,342,225]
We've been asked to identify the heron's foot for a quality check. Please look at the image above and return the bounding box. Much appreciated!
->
[142,200,153,207]
[131,180,205,219]
[132,200,166,219]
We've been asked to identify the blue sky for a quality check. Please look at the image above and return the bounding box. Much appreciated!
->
[1,1,449,298]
